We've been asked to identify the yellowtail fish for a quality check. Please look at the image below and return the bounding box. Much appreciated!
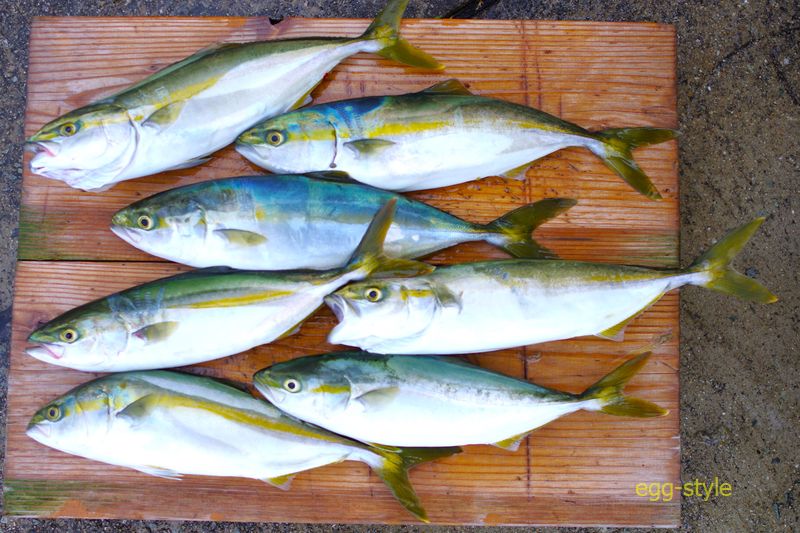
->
[27,371,460,521]
[325,218,777,354]
[25,0,441,191]
[110,174,576,269]
[236,79,676,199]
[254,351,666,448]
[26,200,430,371]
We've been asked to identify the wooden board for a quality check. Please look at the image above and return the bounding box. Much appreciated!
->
[6,16,680,526]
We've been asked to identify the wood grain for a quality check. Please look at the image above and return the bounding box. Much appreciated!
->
[7,16,680,526]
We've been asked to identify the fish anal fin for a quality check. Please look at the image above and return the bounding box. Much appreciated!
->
[493,432,528,451]
[160,156,212,173]
[418,79,474,96]
[132,321,179,344]
[344,139,396,157]
[596,293,665,341]
[262,473,296,490]
[214,228,268,247]
[135,464,183,480]
[499,162,531,180]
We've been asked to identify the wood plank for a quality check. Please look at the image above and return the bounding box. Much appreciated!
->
[7,16,680,526]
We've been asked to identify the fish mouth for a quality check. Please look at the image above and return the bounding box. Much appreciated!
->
[26,141,57,157]
[26,422,51,442]
[110,224,143,244]
[234,143,267,166]
[26,343,65,362]
[324,294,356,322]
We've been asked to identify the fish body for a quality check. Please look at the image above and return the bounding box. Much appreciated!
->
[254,352,666,448]
[326,218,776,354]
[236,79,676,199]
[111,174,575,269]
[27,200,430,371]
[26,0,441,191]
[26,371,459,521]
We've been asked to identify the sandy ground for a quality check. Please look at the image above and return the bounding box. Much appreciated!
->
[0,1,798,531]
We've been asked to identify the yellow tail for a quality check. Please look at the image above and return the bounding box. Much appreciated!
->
[362,0,443,70]
[580,352,668,417]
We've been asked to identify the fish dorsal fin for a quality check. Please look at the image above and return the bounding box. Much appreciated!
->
[493,432,528,451]
[419,79,474,96]
[102,42,240,101]
[304,171,359,183]
[596,292,665,341]
[344,139,396,157]
[135,464,183,480]
[213,228,268,247]
[353,387,400,409]
[132,321,179,344]
[262,473,296,490]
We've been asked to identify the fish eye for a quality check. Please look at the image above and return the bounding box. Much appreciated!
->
[45,405,61,421]
[137,215,154,230]
[365,287,382,302]
[283,378,301,393]
[60,328,79,343]
[60,122,78,137]
[266,130,285,146]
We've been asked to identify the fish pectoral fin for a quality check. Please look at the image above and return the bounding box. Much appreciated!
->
[418,78,474,96]
[432,285,462,310]
[143,100,186,129]
[135,464,183,480]
[595,293,665,342]
[116,394,160,423]
[354,386,400,409]
[262,473,296,491]
[499,162,531,180]
[132,321,180,344]
[493,432,529,451]
[213,228,268,247]
[344,139,396,158]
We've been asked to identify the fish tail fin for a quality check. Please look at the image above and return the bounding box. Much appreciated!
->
[361,0,444,70]
[344,198,433,278]
[686,217,778,303]
[579,352,668,417]
[482,198,577,259]
[370,445,461,522]
[589,127,677,200]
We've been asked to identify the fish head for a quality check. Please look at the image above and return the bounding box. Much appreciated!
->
[235,110,337,173]
[27,102,138,191]
[253,355,355,418]
[325,278,441,347]
[111,187,208,261]
[27,375,141,453]
[26,300,129,371]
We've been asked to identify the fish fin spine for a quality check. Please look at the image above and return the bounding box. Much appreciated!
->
[580,352,668,418]
[361,0,443,70]
[483,198,576,259]
[589,127,677,200]
[687,217,777,303]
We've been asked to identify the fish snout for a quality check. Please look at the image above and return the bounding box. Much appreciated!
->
[110,223,143,244]
[26,344,66,363]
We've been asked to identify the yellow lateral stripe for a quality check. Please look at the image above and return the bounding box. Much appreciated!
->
[175,290,294,309]
[310,384,350,394]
